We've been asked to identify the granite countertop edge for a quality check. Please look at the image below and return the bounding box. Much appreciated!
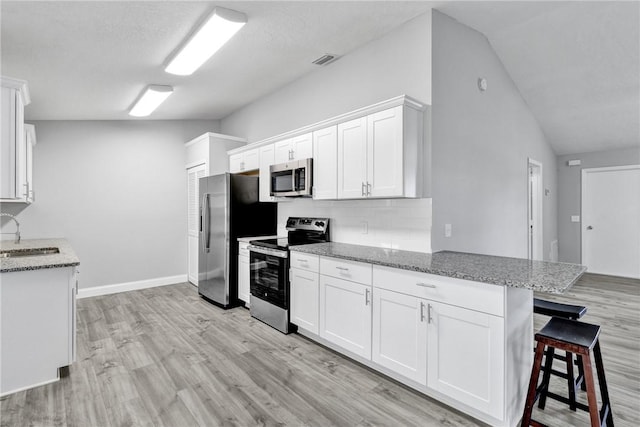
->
[290,242,586,294]
[0,238,80,273]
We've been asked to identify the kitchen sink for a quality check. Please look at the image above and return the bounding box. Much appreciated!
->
[0,247,60,258]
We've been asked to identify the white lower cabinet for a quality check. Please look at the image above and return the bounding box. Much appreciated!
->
[290,268,319,334]
[372,288,427,385]
[319,275,372,359]
[237,242,250,307]
[426,301,504,419]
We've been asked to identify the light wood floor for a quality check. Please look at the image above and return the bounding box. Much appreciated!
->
[1,273,638,427]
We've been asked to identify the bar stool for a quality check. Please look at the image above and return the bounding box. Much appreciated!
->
[522,317,614,427]
[534,298,588,409]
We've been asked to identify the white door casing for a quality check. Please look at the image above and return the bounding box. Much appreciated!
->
[582,165,640,278]
[527,159,543,261]
[187,163,207,285]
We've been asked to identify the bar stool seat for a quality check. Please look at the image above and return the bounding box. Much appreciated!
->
[533,298,587,320]
[522,317,614,427]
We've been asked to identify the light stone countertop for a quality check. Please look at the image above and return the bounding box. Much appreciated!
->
[0,238,80,273]
[289,242,586,294]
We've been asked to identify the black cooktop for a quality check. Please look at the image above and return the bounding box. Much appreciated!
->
[251,238,290,251]
[250,217,330,251]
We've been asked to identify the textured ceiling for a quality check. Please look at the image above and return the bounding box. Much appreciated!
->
[1,1,638,155]
[439,1,640,155]
[0,1,433,121]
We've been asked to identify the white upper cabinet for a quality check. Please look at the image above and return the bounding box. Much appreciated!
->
[259,144,275,202]
[229,148,259,173]
[312,126,337,200]
[274,132,313,164]
[337,117,368,199]
[1,76,31,202]
[338,105,422,199]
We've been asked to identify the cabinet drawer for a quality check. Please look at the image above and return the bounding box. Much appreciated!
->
[291,251,319,273]
[238,241,250,258]
[372,265,504,317]
[320,257,372,285]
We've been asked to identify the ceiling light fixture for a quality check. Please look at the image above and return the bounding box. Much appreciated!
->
[165,7,247,76]
[128,85,173,117]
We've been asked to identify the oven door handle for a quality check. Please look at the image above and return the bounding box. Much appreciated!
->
[248,245,289,258]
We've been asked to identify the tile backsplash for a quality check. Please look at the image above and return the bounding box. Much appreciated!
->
[277,198,432,253]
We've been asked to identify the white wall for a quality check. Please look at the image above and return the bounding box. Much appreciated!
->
[431,11,558,260]
[221,11,432,143]
[0,120,219,289]
[557,147,640,263]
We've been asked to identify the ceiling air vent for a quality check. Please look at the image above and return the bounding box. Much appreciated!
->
[312,54,338,66]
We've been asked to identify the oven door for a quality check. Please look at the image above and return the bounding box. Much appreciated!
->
[249,246,289,309]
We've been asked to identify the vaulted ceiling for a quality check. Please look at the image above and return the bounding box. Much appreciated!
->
[1,1,638,156]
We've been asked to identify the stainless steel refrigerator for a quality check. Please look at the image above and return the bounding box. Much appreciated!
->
[198,173,277,308]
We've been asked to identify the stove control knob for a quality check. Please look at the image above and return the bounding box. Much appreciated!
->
[315,221,325,228]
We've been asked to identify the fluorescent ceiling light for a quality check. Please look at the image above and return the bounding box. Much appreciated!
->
[129,85,173,117]
[165,7,247,76]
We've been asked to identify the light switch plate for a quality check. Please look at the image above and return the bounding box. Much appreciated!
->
[445,223,452,237]
[571,215,580,222]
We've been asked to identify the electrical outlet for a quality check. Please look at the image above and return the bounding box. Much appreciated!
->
[445,223,452,238]
[361,221,368,234]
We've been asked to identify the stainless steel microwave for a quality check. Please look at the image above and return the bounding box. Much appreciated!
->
[270,158,313,197]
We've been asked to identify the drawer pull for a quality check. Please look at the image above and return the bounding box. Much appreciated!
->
[335,266,349,272]
[416,282,436,288]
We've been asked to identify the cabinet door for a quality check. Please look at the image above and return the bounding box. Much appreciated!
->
[427,301,504,419]
[24,124,35,202]
[243,149,259,171]
[1,87,24,199]
[367,106,403,198]
[290,268,319,334]
[319,275,372,359]
[229,153,243,173]
[238,256,250,307]
[259,144,275,202]
[312,126,337,200]
[372,288,427,385]
[337,116,368,199]
[274,139,292,164]
[291,133,313,160]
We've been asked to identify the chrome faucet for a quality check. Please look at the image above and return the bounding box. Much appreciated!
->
[0,213,21,244]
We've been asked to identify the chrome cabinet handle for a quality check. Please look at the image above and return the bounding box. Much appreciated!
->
[335,266,349,271]
[365,288,370,305]
[416,282,436,288]
[420,302,425,322]
[361,182,366,197]
[367,182,371,196]
[427,304,433,323]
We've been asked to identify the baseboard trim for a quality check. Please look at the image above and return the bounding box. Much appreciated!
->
[77,274,187,299]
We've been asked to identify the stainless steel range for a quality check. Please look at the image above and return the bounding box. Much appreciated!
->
[248,217,329,333]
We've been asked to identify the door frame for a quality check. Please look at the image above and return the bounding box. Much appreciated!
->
[527,158,544,261]
[581,164,640,271]
[186,161,208,285]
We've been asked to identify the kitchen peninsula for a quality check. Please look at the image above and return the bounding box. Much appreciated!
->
[289,242,586,427]
[0,238,79,396]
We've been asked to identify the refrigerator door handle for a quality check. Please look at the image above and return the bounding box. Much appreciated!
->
[202,193,210,253]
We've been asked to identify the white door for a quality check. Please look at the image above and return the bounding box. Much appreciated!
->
[337,117,368,199]
[582,165,640,278]
[290,268,320,334]
[368,106,403,198]
[187,163,206,285]
[372,288,427,385]
[259,144,275,202]
[319,275,372,359]
[291,133,313,160]
[312,126,337,200]
[274,139,292,164]
[528,159,543,261]
[427,301,504,419]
